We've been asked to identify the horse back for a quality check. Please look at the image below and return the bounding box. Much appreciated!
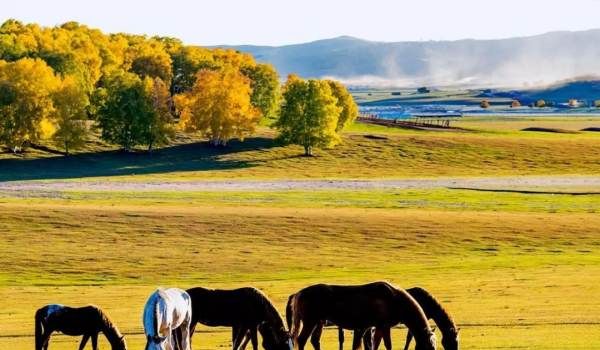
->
[187,286,274,327]
[294,282,398,329]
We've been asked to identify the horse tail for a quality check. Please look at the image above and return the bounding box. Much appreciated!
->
[285,294,294,330]
[34,307,45,350]
[155,292,161,338]
[289,293,302,344]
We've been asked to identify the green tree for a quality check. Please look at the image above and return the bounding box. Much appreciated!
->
[52,76,90,154]
[0,58,61,152]
[275,76,342,156]
[326,80,358,131]
[97,71,154,151]
[175,66,260,146]
[242,63,281,121]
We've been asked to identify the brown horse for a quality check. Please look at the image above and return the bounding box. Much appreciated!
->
[323,287,458,350]
[287,282,436,350]
[371,287,459,350]
[35,304,127,350]
[184,286,292,350]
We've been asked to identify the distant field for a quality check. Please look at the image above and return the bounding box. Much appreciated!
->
[455,115,600,132]
[0,117,599,182]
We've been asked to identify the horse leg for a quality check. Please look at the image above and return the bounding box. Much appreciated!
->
[310,322,323,350]
[250,327,258,350]
[92,333,99,350]
[297,320,317,350]
[232,326,247,350]
[338,327,344,350]
[362,328,373,350]
[239,329,251,350]
[180,317,192,350]
[42,331,52,350]
[371,328,383,350]
[351,329,363,350]
[78,335,90,350]
[381,328,391,350]
[403,331,413,350]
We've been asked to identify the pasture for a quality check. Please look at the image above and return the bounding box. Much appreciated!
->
[1,117,599,350]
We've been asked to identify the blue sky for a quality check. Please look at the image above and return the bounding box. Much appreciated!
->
[3,0,600,46]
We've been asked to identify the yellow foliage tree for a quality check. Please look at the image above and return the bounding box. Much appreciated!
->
[176,67,260,146]
[276,76,342,156]
[0,58,61,152]
[52,76,90,154]
[326,80,358,131]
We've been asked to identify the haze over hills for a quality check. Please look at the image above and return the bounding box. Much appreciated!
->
[218,30,600,88]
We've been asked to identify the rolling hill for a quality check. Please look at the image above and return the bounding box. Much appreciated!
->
[218,30,600,88]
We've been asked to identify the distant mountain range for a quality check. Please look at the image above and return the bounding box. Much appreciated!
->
[217,30,600,88]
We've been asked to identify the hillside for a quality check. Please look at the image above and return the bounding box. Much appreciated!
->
[219,30,600,88]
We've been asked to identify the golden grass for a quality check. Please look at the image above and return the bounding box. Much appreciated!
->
[1,201,599,349]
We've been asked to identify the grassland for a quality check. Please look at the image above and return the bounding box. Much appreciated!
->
[0,117,599,182]
[1,117,599,349]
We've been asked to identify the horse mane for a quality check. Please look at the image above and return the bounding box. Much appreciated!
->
[407,287,457,338]
[247,287,286,330]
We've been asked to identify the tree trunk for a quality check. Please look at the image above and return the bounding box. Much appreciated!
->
[304,145,313,156]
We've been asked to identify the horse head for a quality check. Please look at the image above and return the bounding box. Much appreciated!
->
[258,322,293,350]
[145,334,168,350]
[441,327,459,350]
[414,328,437,350]
[114,335,128,350]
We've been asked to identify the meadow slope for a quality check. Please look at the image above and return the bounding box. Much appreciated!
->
[1,118,599,350]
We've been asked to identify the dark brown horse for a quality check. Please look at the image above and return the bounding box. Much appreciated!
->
[371,287,459,350]
[35,304,127,350]
[319,287,458,350]
[184,287,292,350]
[287,282,436,350]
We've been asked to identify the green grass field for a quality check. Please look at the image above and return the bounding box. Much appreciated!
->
[0,117,599,182]
[1,117,599,350]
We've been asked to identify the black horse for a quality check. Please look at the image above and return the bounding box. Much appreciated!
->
[183,286,292,350]
[35,304,127,350]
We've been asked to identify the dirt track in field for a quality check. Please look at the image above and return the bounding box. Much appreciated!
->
[0,176,599,192]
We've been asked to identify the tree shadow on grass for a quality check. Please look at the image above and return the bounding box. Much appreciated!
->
[0,137,276,182]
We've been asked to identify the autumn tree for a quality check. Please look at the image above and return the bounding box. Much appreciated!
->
[97,72,172,151]
[171,46,216,94]
[52,76,90,154]
[275,76,342,156]
[242,63,281,121]
[326,80,358,131]
[127,38,173,83]
[145,77,174,151]
[176,66,260,146]
[0,58,61,152]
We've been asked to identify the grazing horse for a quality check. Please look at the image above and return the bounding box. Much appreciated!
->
[143,288,192,350]
[370,287,459,350]
[34,304,127,350]
[184,286,292,350]
[287,282,436,350]
[324,287,459,350]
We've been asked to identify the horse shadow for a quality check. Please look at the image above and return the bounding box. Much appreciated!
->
[0,137,276,182]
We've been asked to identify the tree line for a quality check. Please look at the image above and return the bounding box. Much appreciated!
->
[0,20,357,156]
